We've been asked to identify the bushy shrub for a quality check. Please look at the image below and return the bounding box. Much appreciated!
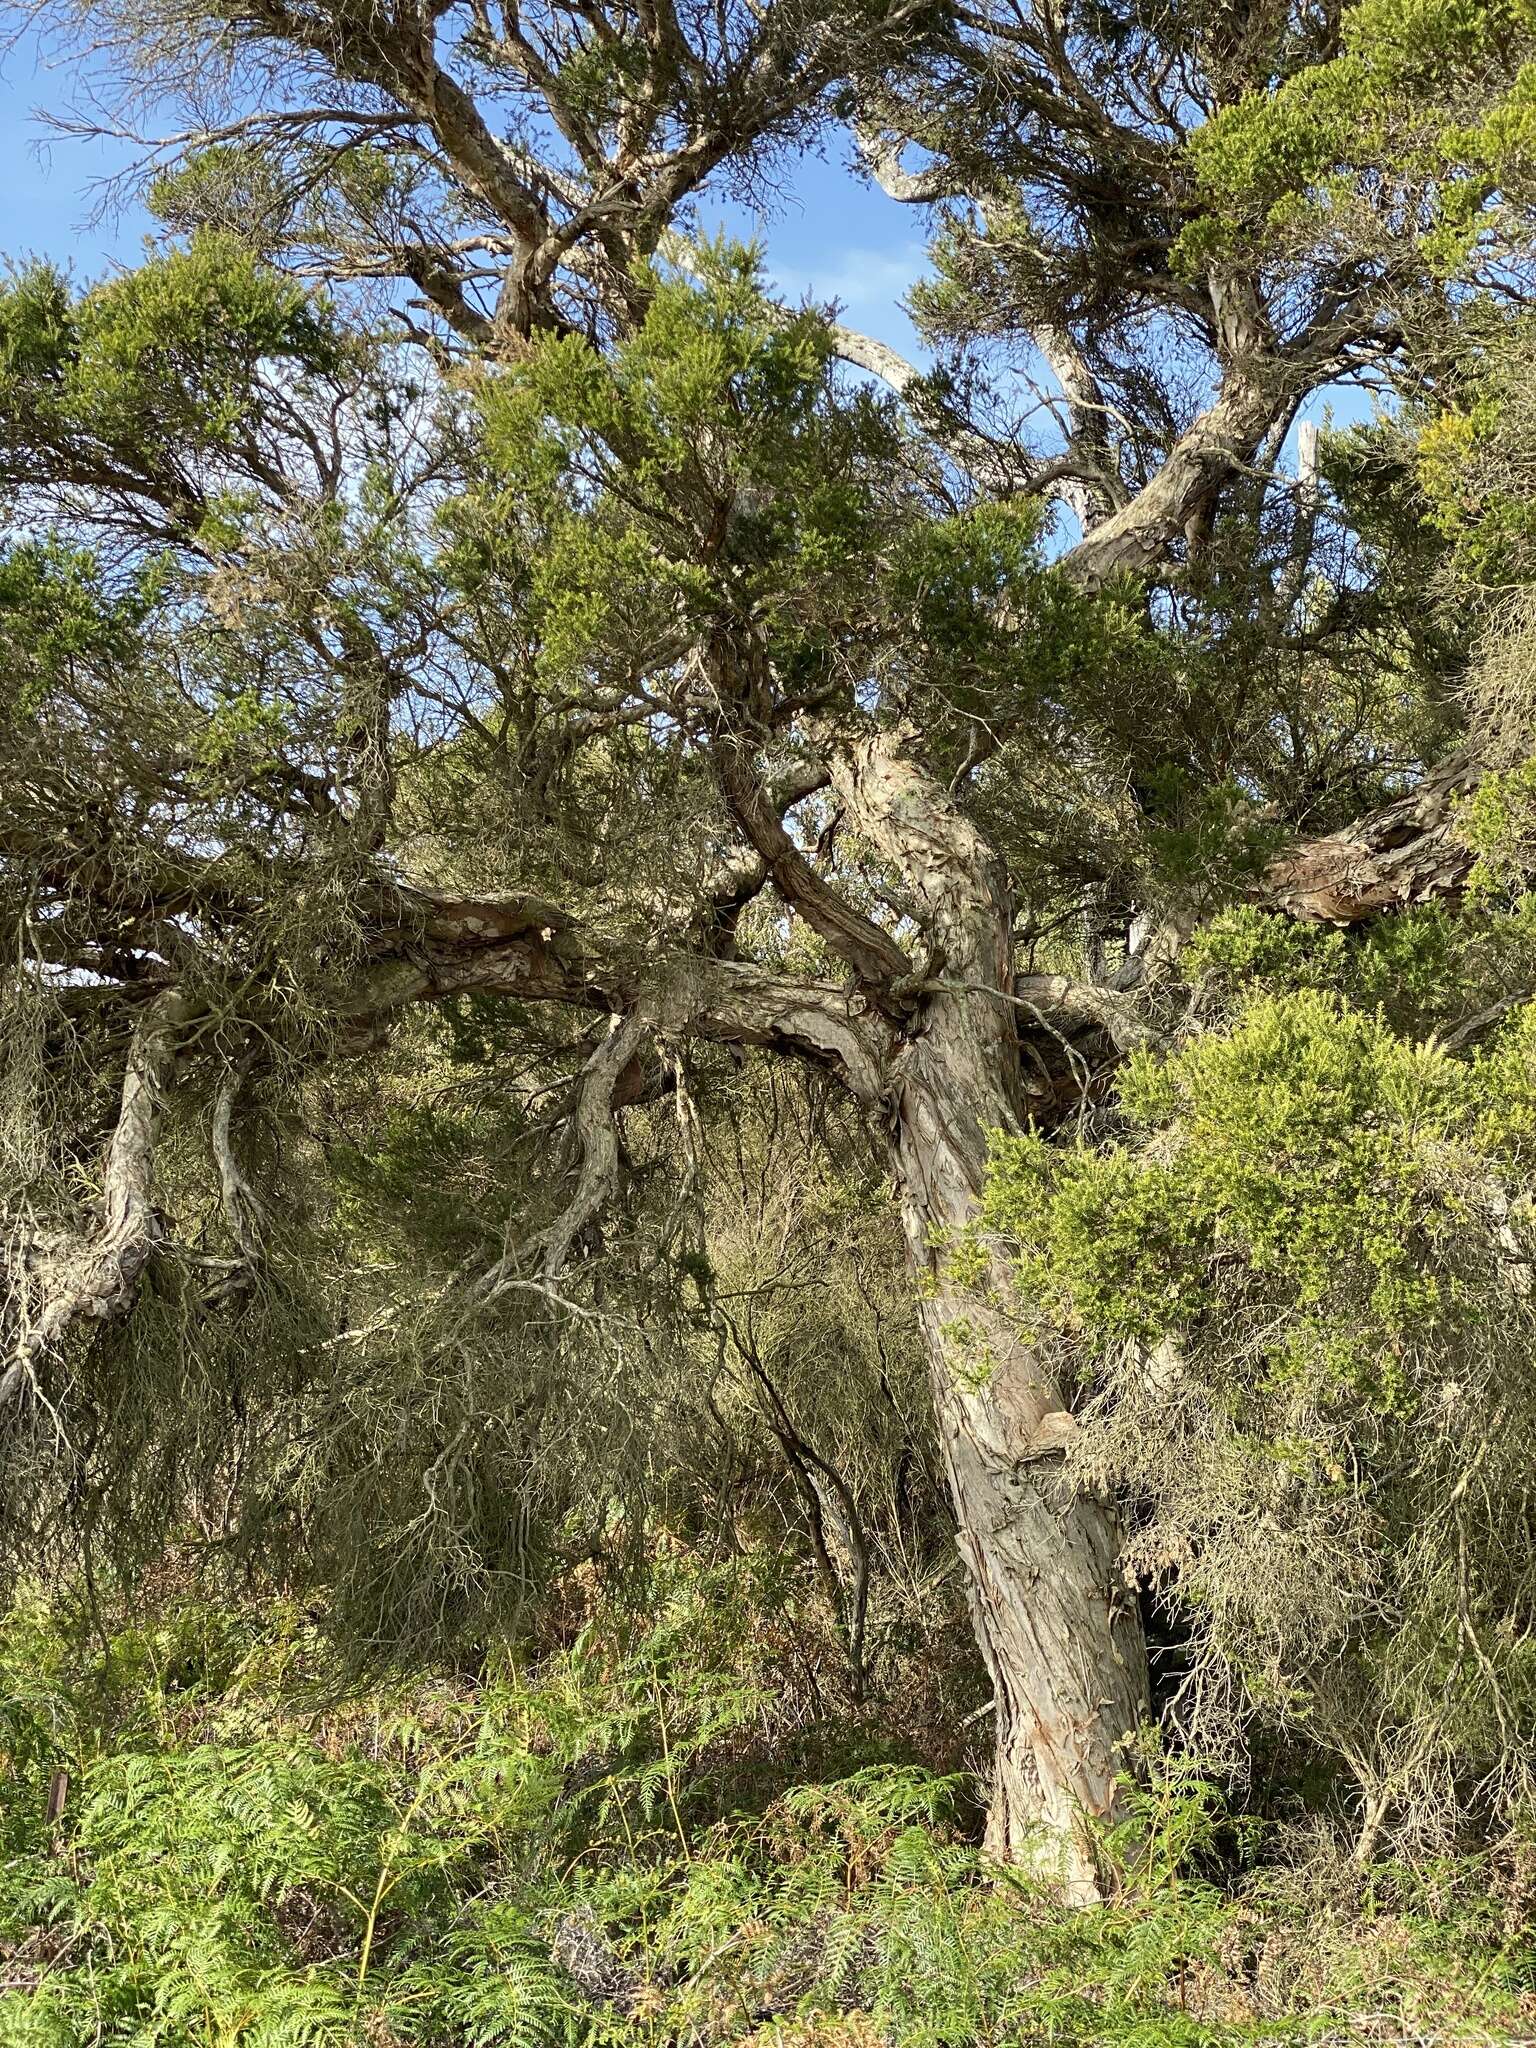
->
[985,971,1536,1850]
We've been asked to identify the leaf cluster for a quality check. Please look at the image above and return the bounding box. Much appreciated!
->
[986,956,1536,1841]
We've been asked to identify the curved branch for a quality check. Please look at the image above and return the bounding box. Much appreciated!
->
[855,125,971,205]
[828,324,1021,494]
[1,989,190,1406]
[696,758,831,953]
[205,1056,266,1305]
[1061,371,1283,590]
[364,885,893,1104]
[1032,319,1120,528]
[716,739,913,992]
[485,1010,650,1292]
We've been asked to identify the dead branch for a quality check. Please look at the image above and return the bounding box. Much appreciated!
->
[204,1055,267,1306]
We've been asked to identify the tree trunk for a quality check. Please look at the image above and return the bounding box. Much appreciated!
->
[2,988,190,1407]
[888,1008,1148,1902]
[831,728,1149,1900]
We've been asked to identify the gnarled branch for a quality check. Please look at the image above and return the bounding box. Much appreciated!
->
[716,737,913,992]
[1,988,190,1407]
[1263,748,1480,924]
[366,885,894,1106]
[484,1010,650,1294]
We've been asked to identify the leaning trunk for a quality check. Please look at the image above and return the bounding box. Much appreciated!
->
[832,728,1148,1901]
[889,1005,1148,1902]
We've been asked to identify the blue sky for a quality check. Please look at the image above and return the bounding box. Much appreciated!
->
[0,30,1364,459]
[701,149,932,362]
[0,38,931,361]
[0,40,145,270]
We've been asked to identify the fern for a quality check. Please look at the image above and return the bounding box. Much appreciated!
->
[1,1573,1531,2046]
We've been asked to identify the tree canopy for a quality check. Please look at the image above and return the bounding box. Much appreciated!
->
[8,0,1536,1914]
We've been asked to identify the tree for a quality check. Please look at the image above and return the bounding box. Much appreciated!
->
[5,0,1536,1898]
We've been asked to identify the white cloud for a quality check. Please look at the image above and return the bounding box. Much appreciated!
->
[771,242,929,318]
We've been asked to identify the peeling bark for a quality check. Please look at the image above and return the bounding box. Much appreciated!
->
[1063,375,1280,589]
[368,892,892,1104]
[831,728,1148,1898]
[716,736,913,990]
[211,1058,264,1267]
[893,1043,1149,1898]
[487,1010,651,1291]
[1263,748,1480,923]
[2,989,189,1405]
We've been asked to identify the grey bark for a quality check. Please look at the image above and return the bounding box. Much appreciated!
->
[830,728,1149,1899]
[2,988,189,1405]
[1262,747,1480,922]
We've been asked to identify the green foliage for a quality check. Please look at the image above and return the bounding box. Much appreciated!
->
[9,0,1536,1977]
[1184,899,1536,1041]
[0,234,347,479]
[0,1565,772,2046]
[1399,311,1536,591]
[466,242,1133,794]
[1459,758,1536,888]
[986,971,1536,1840]
[1179,0,1536,275]
[2,1583,1531,2046]
[0,541,154,723]
[473,244,898,693]
[989,986,1496,1352]
[1187,905,1474,1032]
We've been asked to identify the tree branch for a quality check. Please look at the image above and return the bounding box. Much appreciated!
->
[1061,370,1283,590]
[827,324,1021,494]
[205,1055,266,1305]
[484,1010,650,1292]
[1,989,189,1406]
[364,886,892,1104]
[716,738,913,992]
[1262,748,1480,924]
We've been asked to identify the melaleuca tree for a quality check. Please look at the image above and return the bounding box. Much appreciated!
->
[8,0,1536,1897]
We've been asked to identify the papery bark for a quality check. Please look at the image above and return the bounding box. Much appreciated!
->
[2,988,189,1404]
[832,731,1148,1899]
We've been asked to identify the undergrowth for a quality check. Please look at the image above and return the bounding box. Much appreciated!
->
[0,1558,1532,2046]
